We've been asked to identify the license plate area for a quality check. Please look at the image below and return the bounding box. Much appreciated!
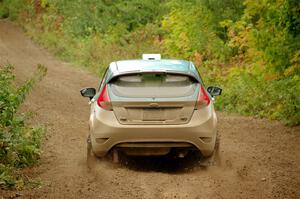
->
[122,106,184,124]
[143,108,164,121]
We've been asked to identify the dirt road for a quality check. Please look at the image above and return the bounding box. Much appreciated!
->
[0,20,299,199]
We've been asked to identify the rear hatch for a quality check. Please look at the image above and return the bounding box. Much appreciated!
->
[108,73,199,125]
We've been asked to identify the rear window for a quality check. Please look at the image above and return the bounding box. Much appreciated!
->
[109,73,198,98]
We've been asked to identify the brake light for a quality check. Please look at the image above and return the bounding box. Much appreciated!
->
[97,84,112,111]
[196,85,210,109]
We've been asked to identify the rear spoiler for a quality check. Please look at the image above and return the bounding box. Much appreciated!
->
[107,71,200,83]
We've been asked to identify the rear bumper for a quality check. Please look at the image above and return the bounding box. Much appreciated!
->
[89,107,217,157]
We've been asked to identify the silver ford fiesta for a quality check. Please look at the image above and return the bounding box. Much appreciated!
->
[81,54,222,162]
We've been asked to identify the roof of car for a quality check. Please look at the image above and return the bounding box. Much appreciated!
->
[107,59,201,82]
[114,59,191,72]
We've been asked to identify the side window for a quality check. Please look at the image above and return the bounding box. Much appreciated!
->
[191,62,205,86]
[98,67,109,91]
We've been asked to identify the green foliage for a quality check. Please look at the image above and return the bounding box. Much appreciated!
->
[211,66,300,125]
[2,0,164,74]
[0,64,47,188]
[162,0,238,62]
[49,0,165,37]
[0,0,34,19]
[244,0,300,74]
[216,0,300,125]
[2,0,299,125]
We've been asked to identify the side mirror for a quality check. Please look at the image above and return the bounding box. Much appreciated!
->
[207,86,222,97]
[80,88,96,100]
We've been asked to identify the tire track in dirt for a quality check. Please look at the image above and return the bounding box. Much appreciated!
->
[0,20,299,199]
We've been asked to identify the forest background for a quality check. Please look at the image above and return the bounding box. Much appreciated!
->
[1,0,299,126]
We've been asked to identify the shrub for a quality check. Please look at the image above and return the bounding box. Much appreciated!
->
[0,64,47,188]
[211,66,300,126]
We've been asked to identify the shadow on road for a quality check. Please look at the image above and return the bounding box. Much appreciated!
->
[87,148,221,174]
[115,152,209,174]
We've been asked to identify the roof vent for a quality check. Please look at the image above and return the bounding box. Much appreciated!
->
[142,54,161,60]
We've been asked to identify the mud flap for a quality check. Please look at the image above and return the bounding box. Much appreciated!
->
[87,135,96,170]
[199,152,217,167]
[199,131,221,167]
[112,149,119,163]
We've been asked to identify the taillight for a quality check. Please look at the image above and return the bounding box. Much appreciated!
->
[195,85,210,109]
[97,84,112,111]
